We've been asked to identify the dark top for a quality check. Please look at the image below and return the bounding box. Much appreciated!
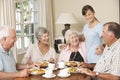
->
[69,51,84,62]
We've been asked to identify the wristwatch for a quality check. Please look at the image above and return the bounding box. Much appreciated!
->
[95,72,99,77]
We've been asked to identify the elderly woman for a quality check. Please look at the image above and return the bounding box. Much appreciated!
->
[58,29,87,62]
[22,27,56,64]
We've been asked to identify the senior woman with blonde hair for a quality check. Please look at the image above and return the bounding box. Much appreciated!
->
[58,29,87,62]
[22,27,56,64]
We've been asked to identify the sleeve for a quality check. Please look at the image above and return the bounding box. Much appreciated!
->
[97,23,103,37]
[0,57,3,71]
[21,45,33,64]
[58,50,67,62]
[51,47,57,62]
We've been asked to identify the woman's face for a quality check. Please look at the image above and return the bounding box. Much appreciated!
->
[39,33,49,44]
[69,33,79,46]
[84,9,95,22]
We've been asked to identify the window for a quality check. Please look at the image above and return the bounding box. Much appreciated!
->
[16,0,39,52]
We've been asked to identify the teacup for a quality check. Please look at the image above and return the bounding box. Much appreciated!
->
[45,69,53,77]
[58,62,65,69]
[59,69,68,76]
[48,63,55,70]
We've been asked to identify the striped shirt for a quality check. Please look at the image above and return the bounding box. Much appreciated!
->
[0,45,16,72]
[94,39,120,76]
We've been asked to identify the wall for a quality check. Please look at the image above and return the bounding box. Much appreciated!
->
[53,0,119,38]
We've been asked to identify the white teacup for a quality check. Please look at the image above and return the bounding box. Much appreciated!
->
[58,62,65,69]
[48,63,55,70]
[45,69,53,77]
[59,69,68,76]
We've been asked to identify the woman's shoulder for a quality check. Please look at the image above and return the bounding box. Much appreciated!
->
[60,46,70,53]
[27,43,38,50]
[96,23,103,27]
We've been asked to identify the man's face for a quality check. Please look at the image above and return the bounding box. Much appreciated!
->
[5,29,17,48]
[102,25,114,46]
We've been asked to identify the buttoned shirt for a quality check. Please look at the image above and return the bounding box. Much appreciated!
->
[94,39,120,76]
[0,45,16,72]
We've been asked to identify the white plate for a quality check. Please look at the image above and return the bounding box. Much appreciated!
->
[42,74,56,78]
[57,73,71,77]
[46,67,57,70]
[30,72,43,75]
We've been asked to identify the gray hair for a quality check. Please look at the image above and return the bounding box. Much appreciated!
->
[35,27,49,41]
[0,26,14,40]
[65,29,79,43]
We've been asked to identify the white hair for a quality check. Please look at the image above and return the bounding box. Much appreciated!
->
[65,29,79,43]
[0,26,14,40]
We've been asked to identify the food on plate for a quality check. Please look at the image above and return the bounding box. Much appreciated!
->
[68,67,79,73]
[65,61,77,67]
[30,69,45,75]
[37,61,48,68]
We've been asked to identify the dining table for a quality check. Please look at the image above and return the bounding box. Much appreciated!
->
[13,69,92,80]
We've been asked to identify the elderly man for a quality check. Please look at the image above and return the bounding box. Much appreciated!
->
[78,22,120,80]
[0,26,31,79]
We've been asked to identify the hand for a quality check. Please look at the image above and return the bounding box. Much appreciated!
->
[78,68,96,77]
[18,69,30,77]
[95,47,103,55]
[31,63,40,69]
[27,59,33,64]
[77,62,89,68]
[48,58,55,63]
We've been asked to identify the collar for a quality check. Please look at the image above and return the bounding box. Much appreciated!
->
[0,44,11,55]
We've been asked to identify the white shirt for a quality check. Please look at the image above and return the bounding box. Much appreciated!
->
[22,43,56,64]
[94,39,120,76]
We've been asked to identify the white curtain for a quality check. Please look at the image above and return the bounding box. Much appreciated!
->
[0,0,17,61]
[39,0,54,46]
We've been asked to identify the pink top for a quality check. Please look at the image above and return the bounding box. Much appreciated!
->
[58,42,87,62]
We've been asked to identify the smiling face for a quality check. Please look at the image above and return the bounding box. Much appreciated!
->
[102,25,114,46]
[39,33,49,45]
[84,9,95,22]
[68,33,79,46]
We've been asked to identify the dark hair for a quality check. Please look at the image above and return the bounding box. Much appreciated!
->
[82,5,95,16]
[104,22,120,39]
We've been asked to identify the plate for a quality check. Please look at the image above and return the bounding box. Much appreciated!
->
[57,73,71,77]
[42,74,56,78]
[37,61,48,68]
[65,61,77,67]
[30,69,45,75]
[57,66,66,69]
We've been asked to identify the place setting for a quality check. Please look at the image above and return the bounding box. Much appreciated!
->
[46,63,57,70]
[42,69,56,78]
[57,68,71,78]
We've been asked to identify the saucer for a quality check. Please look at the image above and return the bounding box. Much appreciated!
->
[57,73,71,77]
[46,67,57,70]
[57,66,65,69]
[42,74,56,78]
